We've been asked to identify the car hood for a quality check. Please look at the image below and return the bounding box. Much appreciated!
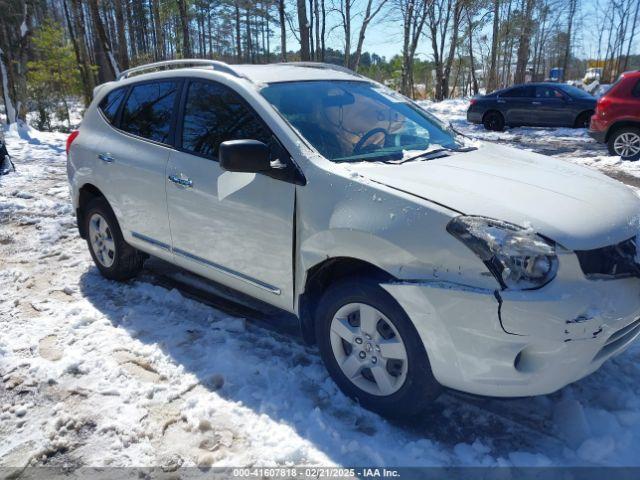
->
[349,143,640,250]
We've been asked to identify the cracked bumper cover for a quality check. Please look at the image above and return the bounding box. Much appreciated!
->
[382,253,640,397]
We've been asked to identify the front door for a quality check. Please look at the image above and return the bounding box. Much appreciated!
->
[533,85,572,126]
[166,79,296,310]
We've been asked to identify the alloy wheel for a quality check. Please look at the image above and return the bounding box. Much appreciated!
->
[613,132,640,159]
[329,302,408,396]
[89,213,116,268]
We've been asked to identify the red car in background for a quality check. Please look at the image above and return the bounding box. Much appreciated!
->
[589,70,640,160]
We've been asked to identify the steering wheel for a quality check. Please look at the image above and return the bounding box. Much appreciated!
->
[353,127,389,155]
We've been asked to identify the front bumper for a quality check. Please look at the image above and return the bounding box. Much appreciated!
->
[382,252,640,397]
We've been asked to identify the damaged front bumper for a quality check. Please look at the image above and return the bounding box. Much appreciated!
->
[382,252,640,397]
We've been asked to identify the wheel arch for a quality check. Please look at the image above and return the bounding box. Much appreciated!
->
[606,120,640,142]
[77,183,108,239]
[482,109,504,121]
[297,257,397,345]
[574,109,594,127]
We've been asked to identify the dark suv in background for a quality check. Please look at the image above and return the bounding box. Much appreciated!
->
[589,71,640,160]
[468,83,596,131]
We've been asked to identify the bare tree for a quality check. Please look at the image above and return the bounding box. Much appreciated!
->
[351,0,389,71]
[297,0,310,60]
[486,0,500,92]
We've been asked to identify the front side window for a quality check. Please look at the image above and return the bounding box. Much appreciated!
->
[181,80,271,159]
[99,88,126,124]
[535,86,564,99]
[261,81,460,162]
[120,81,179,143]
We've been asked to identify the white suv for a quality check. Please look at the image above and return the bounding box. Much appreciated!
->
[67,60,640,417]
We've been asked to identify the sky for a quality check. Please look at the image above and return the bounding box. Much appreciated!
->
[289,0,638,63]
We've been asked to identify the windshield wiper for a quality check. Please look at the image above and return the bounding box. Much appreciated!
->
[383,145,478,165]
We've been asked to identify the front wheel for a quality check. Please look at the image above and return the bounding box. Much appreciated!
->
[608,127,640,160]
[315,278,441,418]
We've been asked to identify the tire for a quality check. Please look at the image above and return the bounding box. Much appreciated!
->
[482,111,505,131]
[84,196,145,281]
[608,127,640,161]
[315,277,441,418]
[574,111,593,129]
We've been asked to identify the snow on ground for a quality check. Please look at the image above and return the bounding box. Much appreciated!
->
[420,99,640,184]
[2,108,640,471]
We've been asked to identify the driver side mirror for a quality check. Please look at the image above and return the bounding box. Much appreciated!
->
[219,140,271,173]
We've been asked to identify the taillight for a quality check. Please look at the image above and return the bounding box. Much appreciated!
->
[469,98,478,106]
[66,130,79,155]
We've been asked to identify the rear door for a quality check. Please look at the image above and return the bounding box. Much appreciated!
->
[166,79,296,310]
[102,79,181,256]
[533,85,572,126]
[499,86,535,125]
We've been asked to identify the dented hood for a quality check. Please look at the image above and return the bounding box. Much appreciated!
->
[351,143,640,251]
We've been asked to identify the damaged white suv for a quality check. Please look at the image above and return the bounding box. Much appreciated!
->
[67,60,640,417]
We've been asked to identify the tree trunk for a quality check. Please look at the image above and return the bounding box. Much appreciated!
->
[343,0,351,67]
[486,0,500,92]
[297,0,310,60]
[88,0,117,82]
[151,0,165,60]
[279,0,287,60]
[70,0,95,100]
[561,0,577,81]
[513,0,536,84]
[314,0,320,61]
[320,0,326,60]
[63,0,93,106]
[114,0,129,68]
[351,0,388,72]
[441,0,462,98]
[235,2,243,61]
[176,0,191,57]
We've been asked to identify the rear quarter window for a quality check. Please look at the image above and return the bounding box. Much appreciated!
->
[98,88,126,124]
[632,79,640,97]
[120,81,180,144]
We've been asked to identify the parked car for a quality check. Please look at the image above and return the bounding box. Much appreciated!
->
[467,82,596,131]
[67,60,640,418]
[589,70,640,160]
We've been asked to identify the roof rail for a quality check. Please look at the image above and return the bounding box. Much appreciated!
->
[117,59,245,80]
[285,62,365,78]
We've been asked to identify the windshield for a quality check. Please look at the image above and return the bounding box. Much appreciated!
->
[261,80,461,163]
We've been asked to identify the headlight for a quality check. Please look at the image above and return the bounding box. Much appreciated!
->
[446,216,558,290]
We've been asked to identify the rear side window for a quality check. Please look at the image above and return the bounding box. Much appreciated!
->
[98,88,126,124]
[502,86,533,98]
[120,81,179,143]
[535,86,564,99]
[181,80,271,159]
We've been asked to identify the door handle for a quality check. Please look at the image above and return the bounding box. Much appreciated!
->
[497,99,506,103]
[532,101,542,105]
[168,174,193,188]
[98,152,115,163]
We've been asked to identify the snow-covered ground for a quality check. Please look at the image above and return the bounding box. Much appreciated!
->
[2,102,640,471]
[420,98,640,185]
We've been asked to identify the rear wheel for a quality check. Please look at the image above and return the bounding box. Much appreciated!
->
[574,111,593,129]
[84,197,145,280]
[608,127,640,160]
[482,111,505,131]
[315,277,441,418]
